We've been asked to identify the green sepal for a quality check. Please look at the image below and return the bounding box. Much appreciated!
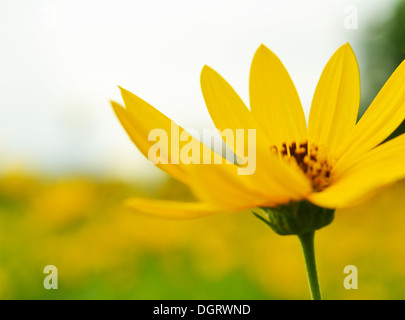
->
[254,201,335,236]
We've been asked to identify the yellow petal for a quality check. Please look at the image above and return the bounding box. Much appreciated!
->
[200,65,271,153]
[250,44,307,144]
[125,198,234,219]
[308,43,360,153]
[309,133,405,208]
[115,87,230,185]
[111,100,189,184]
[200,66,312,199]
[335,58,405,172]
[188,162,291,208]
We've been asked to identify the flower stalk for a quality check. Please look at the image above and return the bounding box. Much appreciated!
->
[254,201,331,299]
[298,231,321,300]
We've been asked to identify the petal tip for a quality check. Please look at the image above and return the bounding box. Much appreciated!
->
[339,42,355,56]
[200,65,217,83]
[201,65,213,75]
[118,86,130,100]
[110,100,124,111]
[344,42,354,51]
[255,44,271,56]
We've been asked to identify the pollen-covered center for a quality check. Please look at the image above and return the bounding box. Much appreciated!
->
[271,141,332,191]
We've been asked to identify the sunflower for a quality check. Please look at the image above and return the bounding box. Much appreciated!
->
[111,43,405,299]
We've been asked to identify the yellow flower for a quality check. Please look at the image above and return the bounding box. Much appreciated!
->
[111,43,405,219]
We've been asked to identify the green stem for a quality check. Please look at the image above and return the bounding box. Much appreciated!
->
[298,231,321,300]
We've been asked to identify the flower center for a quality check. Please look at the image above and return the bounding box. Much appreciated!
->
[271,141,332,191]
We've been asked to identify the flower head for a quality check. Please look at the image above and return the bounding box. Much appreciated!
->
[111,43,405,220]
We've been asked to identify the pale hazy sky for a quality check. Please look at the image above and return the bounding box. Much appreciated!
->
[0,0,397,181]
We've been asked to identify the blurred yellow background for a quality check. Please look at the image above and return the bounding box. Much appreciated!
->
[0,171,404,299]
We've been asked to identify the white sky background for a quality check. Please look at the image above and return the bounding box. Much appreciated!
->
[0,0,397,181]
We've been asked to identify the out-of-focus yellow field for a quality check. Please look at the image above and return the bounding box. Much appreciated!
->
[0,171,404,300]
